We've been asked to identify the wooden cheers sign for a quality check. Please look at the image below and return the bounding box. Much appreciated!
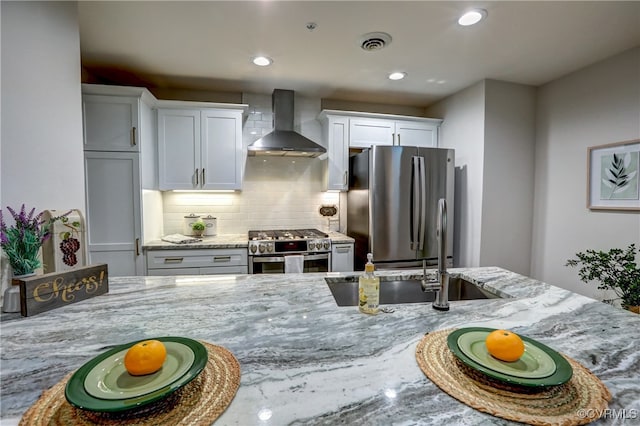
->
[13,264,109,317]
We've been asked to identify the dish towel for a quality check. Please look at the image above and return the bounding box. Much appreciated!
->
[284,255,304,274]
[161,234,203,244]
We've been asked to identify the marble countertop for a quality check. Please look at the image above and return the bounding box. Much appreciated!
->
[1,267,638,425]
[143,231,354,250]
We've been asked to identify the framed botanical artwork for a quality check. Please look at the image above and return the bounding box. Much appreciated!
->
[587,139,640,211]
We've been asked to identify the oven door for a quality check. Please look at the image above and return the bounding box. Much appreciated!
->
[249,253,330,274]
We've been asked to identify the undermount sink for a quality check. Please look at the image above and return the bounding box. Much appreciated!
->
[325,275,501,307]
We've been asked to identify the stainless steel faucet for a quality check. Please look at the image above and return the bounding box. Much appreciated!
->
[421,198,450,311]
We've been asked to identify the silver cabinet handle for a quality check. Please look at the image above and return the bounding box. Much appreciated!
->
[131,127,137,146]
[213,256,232,262]
[164,257,184,264]
[135,238,140,256]
[392,133,396,145]
[397,133,401,146]
[195,168,199,186]
[201,168,205,186]
[335,246,351,253]
[343,170,348,186]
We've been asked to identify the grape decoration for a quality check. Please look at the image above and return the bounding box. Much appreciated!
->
[60,237,80,266]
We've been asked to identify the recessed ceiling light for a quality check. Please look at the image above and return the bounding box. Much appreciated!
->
[252,56,273,66]
[388,72,406,81]
[458,9,487,26]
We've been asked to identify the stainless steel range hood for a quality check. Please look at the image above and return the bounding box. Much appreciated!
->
[248,89,326,157]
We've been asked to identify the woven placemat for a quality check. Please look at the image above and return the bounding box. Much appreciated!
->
[416,329,611,426]
[19,341,240,426]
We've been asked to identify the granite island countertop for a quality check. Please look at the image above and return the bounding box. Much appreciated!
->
[143,231,354,250]
[1,267,638,425]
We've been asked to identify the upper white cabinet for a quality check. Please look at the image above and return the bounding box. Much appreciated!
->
[349,116,440,148]
[319,110,442,191]
[319,113,349,191]
[83,95,140,152]
[158,106,245,190]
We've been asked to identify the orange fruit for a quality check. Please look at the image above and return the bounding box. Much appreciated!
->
[485,329,525,362]
[124,340,167,376]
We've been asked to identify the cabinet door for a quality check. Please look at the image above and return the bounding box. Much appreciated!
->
[331,243,354,272]
[83,95,139,152]
[201,110,243,190]
[395,121,438,148]
[326,116,349,191]
[158,109,200,190]
[84,152,143,276]
[349,118,394,148]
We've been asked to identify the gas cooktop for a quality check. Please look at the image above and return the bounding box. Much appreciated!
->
[248,229,328,241]
[248,229,331,255]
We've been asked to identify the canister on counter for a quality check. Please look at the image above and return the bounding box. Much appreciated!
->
[202,215,217,236]
[183,214,201,235]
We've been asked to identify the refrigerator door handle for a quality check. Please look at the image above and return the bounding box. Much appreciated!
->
[411,156,421,250]
[418,156,427,251]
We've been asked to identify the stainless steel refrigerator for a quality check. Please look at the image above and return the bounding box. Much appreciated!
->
[347,145,455,270]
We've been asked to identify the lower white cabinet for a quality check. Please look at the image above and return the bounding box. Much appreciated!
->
[331,243,354,272]
[146,248,248,276]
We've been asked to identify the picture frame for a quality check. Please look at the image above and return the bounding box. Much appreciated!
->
[587,139,640,211]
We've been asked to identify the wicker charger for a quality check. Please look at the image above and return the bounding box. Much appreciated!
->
[415,329,611,426]
[19,341,240,426]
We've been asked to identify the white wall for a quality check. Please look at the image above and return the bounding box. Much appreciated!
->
[532,47,640,300]
[1,1,84,212]
[425,80,537,276]
[425,81,486,268]
[481,80,536,276]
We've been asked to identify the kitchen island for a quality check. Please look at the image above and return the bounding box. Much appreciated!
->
[1,267,639,425]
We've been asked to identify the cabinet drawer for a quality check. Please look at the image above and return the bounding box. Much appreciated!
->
[146,249,247,269]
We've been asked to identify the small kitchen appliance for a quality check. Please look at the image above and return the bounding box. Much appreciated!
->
[248,229,331,274]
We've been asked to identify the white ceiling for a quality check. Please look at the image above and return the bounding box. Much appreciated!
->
[78,1,640,107]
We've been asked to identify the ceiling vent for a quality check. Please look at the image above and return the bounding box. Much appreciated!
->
[359,32,392,51]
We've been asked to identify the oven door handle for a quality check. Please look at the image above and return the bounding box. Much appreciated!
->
[250,253,330,263]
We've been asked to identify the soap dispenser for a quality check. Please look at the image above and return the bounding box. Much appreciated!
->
[359,253,380,315]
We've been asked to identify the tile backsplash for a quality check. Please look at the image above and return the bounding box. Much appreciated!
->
[161,92,341,235]
[162,158,340,234]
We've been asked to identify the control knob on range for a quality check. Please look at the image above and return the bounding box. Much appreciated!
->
[308,242,315,250]
[250,244,257,254]
[258,243,266,253]
[267,243,274,253]
[323,241,330,250]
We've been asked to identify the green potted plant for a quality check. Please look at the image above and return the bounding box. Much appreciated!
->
[191,221,206,237]
[566,244,640,313]
[0,205,67,277]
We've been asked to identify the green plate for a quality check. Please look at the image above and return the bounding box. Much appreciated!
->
[457,331,556,379]
[65,337,207,412]
[447,328,573,387]
[83,341,196,400]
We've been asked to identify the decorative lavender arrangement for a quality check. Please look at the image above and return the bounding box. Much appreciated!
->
[0,205,68,276]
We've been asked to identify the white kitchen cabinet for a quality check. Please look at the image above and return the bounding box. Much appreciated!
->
[319,110,442,191]
[331,243,354,272]
[319,112,349,191]
[82,84,158,277]
[84,151,144,276]
[83,95,139,152]
[157,107,244,190]
[146,248,248,275]
[349,117,440,148]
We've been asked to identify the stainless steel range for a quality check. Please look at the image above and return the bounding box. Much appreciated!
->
[248,229,331,274]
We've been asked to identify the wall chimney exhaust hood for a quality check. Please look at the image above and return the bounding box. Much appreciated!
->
[247,89,326,157]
